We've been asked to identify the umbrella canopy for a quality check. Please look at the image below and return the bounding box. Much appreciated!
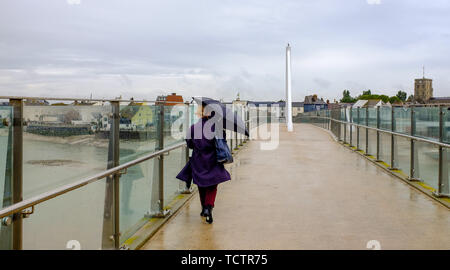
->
[192,97,249,137]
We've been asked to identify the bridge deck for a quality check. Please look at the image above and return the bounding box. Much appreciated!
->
[142,123,450,250]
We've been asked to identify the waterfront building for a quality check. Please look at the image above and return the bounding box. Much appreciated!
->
[156,93,184,106]
[303,95,327,112]
[120,103,153,130]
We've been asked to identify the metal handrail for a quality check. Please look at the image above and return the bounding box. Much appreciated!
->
[0,96,186,104]
[0,141,187,220]
[303,115,450,149]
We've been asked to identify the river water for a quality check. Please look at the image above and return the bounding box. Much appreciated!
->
[0,131,185,249]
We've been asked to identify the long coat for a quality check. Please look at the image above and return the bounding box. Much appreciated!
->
[176,117,231,187]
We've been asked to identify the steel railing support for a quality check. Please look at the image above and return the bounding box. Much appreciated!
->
[389,106,397,170]
[10,99,23,250]
[153,104,170,217]
[356,108,360,151]
[246,106,250,141]
[434,105,450,198]
[101,101,121,249]
[349,108,353,146]
[240,106,244,146]
[376,107,380,161]
[235,106,239,147]
[409,105,420,181]
[365,107,369,155]
[337,110,341,141]
[111,101,120,249]
[343,108,347,144]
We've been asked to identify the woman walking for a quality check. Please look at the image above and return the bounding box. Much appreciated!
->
[176,104,231,224]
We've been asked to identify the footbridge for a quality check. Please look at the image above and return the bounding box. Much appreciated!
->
[0,97,448,250]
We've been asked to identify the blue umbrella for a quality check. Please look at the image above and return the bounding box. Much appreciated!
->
[192,97,249,137]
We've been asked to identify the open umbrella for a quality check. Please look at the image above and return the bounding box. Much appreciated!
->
[192,97,249,137]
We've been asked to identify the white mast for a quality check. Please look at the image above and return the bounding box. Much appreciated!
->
[286,43,293,132]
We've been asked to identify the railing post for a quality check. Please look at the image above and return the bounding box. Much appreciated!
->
[102,101,120,249]
[111,101,120,249]
[240,106,244,146]
[236,104,239,150]
[409,105,419,181]
[356,107,360,150]
[349,108,353,146]
[257,106,260,127]
[343,108,347,144]
[365,107,369,155]
[337,109,341,141]
[230,129,234,153]
[389,106,397,170]
[376,106,380,161]
[234,128,238,150]
[434,105,450,198]
[246,106,250,141]
[322,111,325,129]
[328,110,330,130]
[10,99,23,250]
[156,104,169,217]
[147,104,170,218]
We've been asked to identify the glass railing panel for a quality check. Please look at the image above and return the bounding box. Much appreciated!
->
[359,108,367,126]
[380,107,392,131]
[367,129,377,156]
[379,132,391,166]
[351,122,357,147]
[414,106,440,141]
[119,158,156,243]
[351,108,358,124]
[23,177,108,250]
[164,104,186,147]
[415,141,439,190]
[340,108,345,121]
[395,136,410,175]
[0,105,12,250]
[368,108,377,127]
[119,104,158,163]
[359,127,367,152]
[345,123,351,143]
[444,148,450,193]
[0,105,12,210]
[235,106,242,143]
[163,147,185,207]
[23,104,112,199]
[394,107,411,134]
[225,129,232,151]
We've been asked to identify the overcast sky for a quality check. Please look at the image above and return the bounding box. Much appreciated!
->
[0,0,449,102]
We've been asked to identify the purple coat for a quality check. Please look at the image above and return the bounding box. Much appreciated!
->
[176,117,231,187]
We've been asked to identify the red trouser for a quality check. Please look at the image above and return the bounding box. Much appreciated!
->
[198,184,218,208]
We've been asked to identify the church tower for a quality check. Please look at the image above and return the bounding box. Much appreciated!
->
[414,68,433,103]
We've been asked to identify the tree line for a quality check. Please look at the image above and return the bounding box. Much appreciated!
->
[340,90,413,104]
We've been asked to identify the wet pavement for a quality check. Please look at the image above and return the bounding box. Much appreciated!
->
[142,123,450,250]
